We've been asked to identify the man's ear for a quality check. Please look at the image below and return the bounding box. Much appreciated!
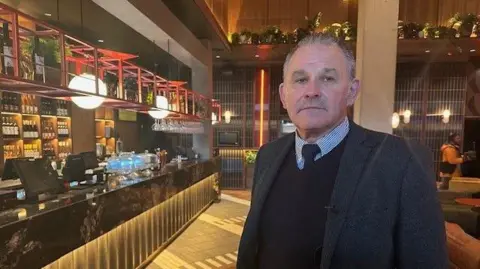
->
[346,79,360,106]
[279,83,287,109]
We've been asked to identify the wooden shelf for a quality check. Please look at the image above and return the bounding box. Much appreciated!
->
[1,93,73,164]
[95,107,116,154]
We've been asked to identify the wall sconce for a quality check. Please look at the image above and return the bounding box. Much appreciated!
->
[224,111,232,124]
[392,112,400,129]
[442,109,451,123]
[403,110,411,124]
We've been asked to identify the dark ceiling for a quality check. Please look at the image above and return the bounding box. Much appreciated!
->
[0,0,193,86]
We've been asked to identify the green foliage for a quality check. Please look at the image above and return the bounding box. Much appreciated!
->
[245,150,257,165]
[229,12,480,45]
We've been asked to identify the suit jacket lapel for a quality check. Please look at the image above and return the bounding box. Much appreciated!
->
[320,122,378,269]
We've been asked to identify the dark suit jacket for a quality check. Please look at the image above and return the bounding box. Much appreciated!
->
[237,121,448,269]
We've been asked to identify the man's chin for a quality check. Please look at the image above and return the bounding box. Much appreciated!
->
[296,119,330,131]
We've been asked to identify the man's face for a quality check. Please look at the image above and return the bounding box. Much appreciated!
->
[280,43,359,134]
[454,135,461,145]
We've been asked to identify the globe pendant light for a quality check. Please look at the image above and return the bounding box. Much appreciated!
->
[148,95,169,119]
[68,73,107,109]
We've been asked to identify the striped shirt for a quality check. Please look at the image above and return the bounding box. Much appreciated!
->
[295,117,350,170]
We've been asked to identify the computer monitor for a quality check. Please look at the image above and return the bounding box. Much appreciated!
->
[13,158,64,200]
[80,151,99,170]
[62,154,86,183]
[1,157,31,180]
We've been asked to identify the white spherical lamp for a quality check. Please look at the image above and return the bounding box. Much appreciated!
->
[148,95,169,119]
[391,112,400,129]
[68,73,107,109]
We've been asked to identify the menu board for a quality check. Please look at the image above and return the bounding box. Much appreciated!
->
[118,109,137,122]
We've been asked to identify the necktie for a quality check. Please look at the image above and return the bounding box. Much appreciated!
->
[302,144,321,169]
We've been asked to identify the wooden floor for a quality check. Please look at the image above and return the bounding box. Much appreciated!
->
[222,190,251,201]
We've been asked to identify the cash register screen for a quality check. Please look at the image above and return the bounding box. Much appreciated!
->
[63,154,86,182]
[1,157,30,180]
[13,158,62,195]
[80,151,99,169]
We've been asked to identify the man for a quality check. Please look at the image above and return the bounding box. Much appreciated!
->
[237,33,448,269]
[439,133,466,189]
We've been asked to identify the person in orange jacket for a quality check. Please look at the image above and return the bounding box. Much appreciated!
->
[439,133,467,189]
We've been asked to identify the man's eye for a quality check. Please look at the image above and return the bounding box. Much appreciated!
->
[322,76,335,82]
[295,78,308,83]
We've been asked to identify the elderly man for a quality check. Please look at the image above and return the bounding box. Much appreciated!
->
[237,33,448,269]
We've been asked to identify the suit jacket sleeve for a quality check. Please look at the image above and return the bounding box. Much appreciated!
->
[395,146,449,268]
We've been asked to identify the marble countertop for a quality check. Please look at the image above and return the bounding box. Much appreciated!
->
[0,158,221,269]
[0,159,212,228]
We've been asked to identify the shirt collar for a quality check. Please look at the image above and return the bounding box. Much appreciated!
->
[295,117,350,162]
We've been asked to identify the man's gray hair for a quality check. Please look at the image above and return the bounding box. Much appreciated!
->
[283,33,356,81]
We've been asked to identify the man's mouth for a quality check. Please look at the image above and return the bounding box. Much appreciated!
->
[298,107,324,112]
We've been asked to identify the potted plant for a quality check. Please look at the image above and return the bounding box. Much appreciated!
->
[230,32,240,45]
[20,37,71,83]
[293,27,309,43]
[342,22,357,41]
[260,26,283,44]
[239,30,253,44]
[448,13,478,38]
[434,26,457,39]
[402,22,424,39]
[322,23,343,38]
[244,150,257,189]
[307,12,323,33]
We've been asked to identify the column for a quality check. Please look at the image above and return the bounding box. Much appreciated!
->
[192,40,213,159]
[353,0,400,134]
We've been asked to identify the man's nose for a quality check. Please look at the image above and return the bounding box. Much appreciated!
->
[303,82,322,98]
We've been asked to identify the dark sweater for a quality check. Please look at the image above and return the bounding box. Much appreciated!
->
[258,138,347,269]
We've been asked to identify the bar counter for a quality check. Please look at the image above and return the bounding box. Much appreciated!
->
[0,158,221,269]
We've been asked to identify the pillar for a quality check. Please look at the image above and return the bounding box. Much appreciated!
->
[353,0,400,134]
[192,40,213,159]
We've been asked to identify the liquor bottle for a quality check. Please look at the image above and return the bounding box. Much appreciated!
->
[13,118,18,136]
[2,92,10,111]
[1,116,6,135]
[32,95,38,114]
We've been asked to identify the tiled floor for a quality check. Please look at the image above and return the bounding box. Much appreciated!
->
[147,192,251,269]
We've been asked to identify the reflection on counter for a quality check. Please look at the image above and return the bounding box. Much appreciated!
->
[0,155,220,269]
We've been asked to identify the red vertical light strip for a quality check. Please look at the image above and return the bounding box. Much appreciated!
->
[260,69,265,146]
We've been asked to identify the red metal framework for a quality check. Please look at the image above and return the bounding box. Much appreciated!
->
[0,3,219,121]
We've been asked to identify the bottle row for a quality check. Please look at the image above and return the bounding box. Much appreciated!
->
[3,140,72,160]
[1,116,70,139]
[1,92,70,116]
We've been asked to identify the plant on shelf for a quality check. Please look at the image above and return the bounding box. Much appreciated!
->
[398,21,424,39]
[20,37,72,79]
[259,26,285,44]
[448,13,478,38]
[245,150,257,165]
[294,12,323,43]
[228,11,480,46]
[322,22,357,41]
